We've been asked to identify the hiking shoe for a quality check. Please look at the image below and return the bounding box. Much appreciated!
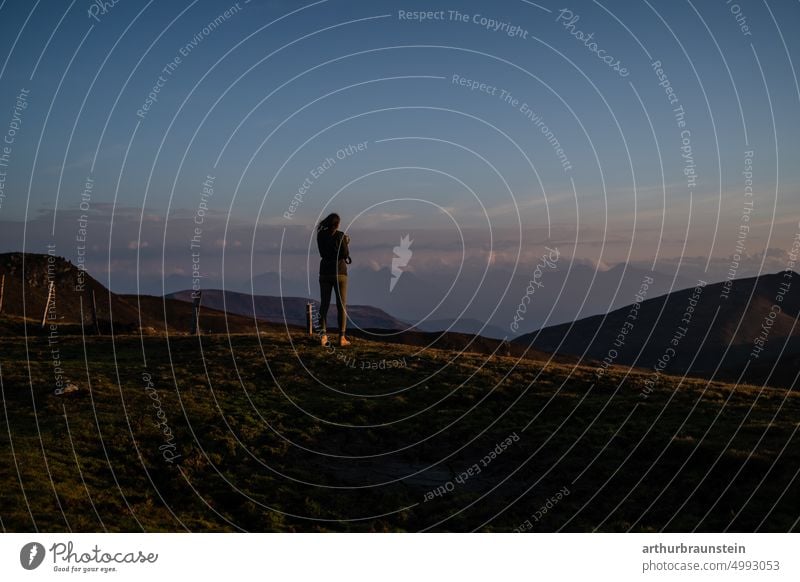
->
[338,336,351,347]
[320,334,329,346]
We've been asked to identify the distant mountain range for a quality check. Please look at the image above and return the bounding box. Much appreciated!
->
[166,288,410,331]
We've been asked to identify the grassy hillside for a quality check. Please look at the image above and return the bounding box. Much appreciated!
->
[0,327,798,532]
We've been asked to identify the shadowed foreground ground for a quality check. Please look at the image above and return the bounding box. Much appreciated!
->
[1,328,798,532]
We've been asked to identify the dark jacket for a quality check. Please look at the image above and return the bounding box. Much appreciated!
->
[317,228,350,276]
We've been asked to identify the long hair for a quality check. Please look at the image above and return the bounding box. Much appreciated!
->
[317,213,340,233]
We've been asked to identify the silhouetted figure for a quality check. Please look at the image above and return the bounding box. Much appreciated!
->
[316,213,351,347]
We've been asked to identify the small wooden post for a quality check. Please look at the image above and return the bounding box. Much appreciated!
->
[190,291,202,335]
[41,280,55,328]
[90,289,100,335]
[0,274,5,314]
[306,303,314,335]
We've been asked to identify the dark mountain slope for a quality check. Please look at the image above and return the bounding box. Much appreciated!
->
[0,253,262,334]
[515,271,799,385]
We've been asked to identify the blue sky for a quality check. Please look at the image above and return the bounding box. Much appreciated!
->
[0,0,798,303]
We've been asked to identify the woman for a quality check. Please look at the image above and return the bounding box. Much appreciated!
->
[316,213,351,346]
